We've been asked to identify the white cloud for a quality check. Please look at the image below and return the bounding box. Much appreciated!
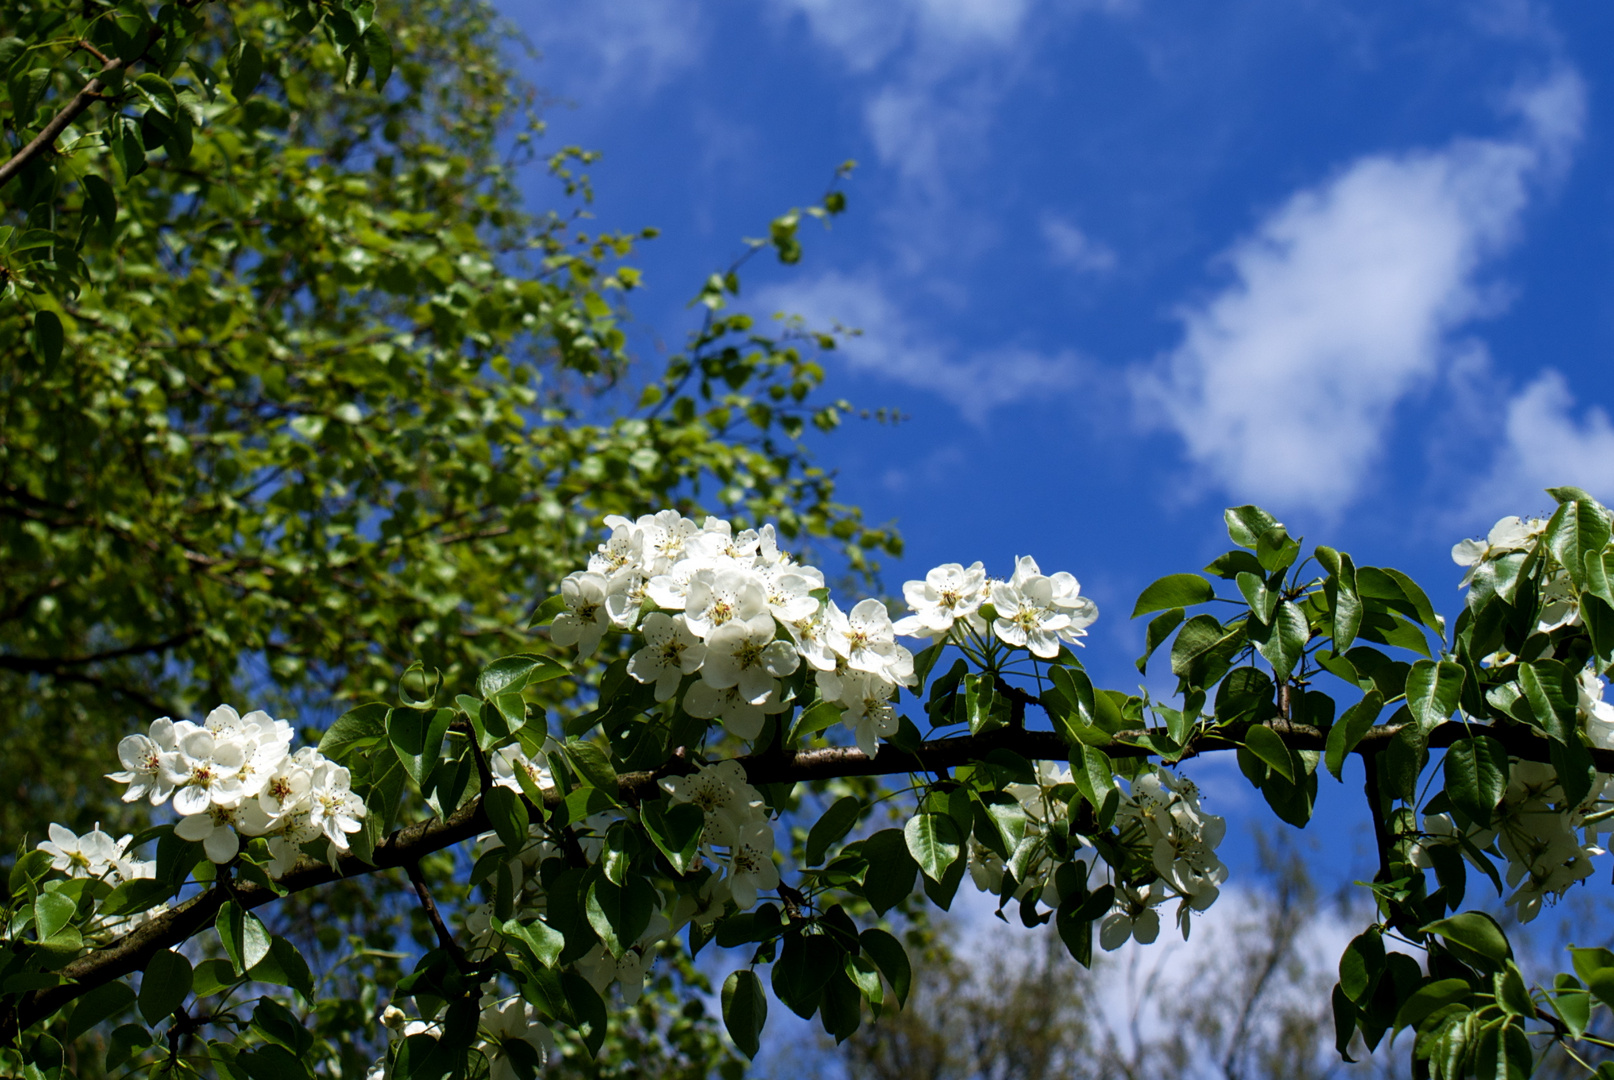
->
[1041,214,1117,273]
[528,0,703,99]
[1473,371,1614,517]
[776,0,1035,72]
[753,270,1078,423]
[1135,68,1585,516]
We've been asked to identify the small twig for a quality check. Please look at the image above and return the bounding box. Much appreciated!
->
[405,861,472,973]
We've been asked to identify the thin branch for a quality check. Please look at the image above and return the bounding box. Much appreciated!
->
[0,630,198,673]
[405,861,472,973]
[0,55,129,188]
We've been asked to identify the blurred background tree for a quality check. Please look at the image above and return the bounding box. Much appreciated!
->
[2,1,893,1074]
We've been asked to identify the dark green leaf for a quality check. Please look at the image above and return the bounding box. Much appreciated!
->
[227,40,264,100]
[139,949,193,1024]
[33,310,62,366]
[641,800,704,874]
[248,937,316,1001]
[362,25,394,90]
[721,969,766,1059]
[478,653,566,699]
[1243,725,1295,783]
[859,928,911,1007]
[1443,736,1507,827]
[483,786,530,853]
[1325,690,1383,780]
[318,702,389,760]
[585,877,653,956]
[1393,978,1472,1033]
[1250,601,1308,682]
[66,980,136,1040]
[1421,911,1511,969]
[805,797,861,867]
[1545,499,1612,592]
[1136,607,1184,675]
[858,829,917,916]
[34,893,75,940]
[1236,572,1278,624]
[1131,574,1215,618]
[1406,660,1464,730]
[564,740,619,792]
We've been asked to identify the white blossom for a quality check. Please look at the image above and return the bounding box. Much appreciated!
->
[893,562,988,638]
[38,822,118,878]
[550,571,613,657]
[699,612,799,704]
[107,717,181,804]
[627,613,707,700]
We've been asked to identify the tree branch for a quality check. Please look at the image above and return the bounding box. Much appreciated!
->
[0,55,129,189]
[5,710,1606,1035]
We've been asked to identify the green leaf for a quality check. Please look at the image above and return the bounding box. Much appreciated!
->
[33,310,62,366]
[1131,574,1215,618]
[1443,736,1507,827]
[217,900,273,976]
[789,700,843,743]
[34,893,75,941]
[139,949,193,1024]
[1331,552,1363,652]
[1422,911,1511,969]
[964,674,1002,735]
[805,796,861,867]
[1243,725,1295,783]
[1518,663,1574,743]
[1393,978,1472,1033]
[248,937,316,1001]
[1339,928,1384,1003]
[483,786,530,853]
[722,969,767,1059]
[859,928,912,1007]
[66,980,137,1040]
[585,877,653,957]
[1551,974,1590,1039]
[362,25,394,90]
[1250,601,1308,682]
[1236,572,1278,624]
[319,703,389,759]
[858,829,917,916]
[500,917,565,969]
[1324,690,1382,780]
[641,800,703,874]
[904,813,962,883]
[227,40,264,100]
[389,706,453,785]
[1545,499,1612,591]
[479,653,566,699]
[1225,505,1280,550]
[1136,607,1184,675]
[1405,660,1464,730]
[1070,744,1118,814]
[190,958,241,998]
[134,73,179,118]
[564,740,619,792]
[772,932,840,1018]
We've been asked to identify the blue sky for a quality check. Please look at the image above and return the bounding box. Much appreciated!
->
[497,0,1614,878]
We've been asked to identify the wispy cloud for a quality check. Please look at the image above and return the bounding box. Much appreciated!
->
[527,0,704,100]
[1041,214,1117,273]
[753,270,1078,424]
[1471,371,1614,519]
[1133,69,1585,517]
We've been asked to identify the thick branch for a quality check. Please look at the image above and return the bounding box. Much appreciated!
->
[7,712,1607,1034]
[0,56,129,189]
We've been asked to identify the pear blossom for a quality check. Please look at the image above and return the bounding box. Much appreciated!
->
[107,717,181,804]
[175,806,242,864]
[837,671,900,758]
[700,612,799,703]
[477,997,553,1080]
[683,568,769,639]
[725,820,780,908]
[307,760,366,849]
[660,761,765,849]
[991,558,1072,659]
[893,562,988,638]
[38,822,119,878]
[627,613,707,700]
[490,745,554,795]
[830,598,903,679]
[1451,516,1539,586]
[684,680,787,741]
[163,728,249,816]
[550,571,612,657]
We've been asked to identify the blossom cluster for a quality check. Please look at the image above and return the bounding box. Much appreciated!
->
[553,512,1099,758]
[466,755,764,1005]
[963,762,1228,947]
[94,705,366,875]
[1414,514,1614,920]
[376,995,552,1080]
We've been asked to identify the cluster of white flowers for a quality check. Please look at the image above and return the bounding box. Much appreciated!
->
[661,760,778,907]
[894,557,1097,659]
[89,704,365,875]
[376,996,552,1080]
[961,763,1227,946]
[552,510,917,755]
[1436,515,1614,920]
[554,514,1099,759]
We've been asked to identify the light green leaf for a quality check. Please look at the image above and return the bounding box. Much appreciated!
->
[1225,505,1280,550]
[1243,725,1294,783]
[904,813,962,884]
[1405,660,1464,730]
[216,900,272,976]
